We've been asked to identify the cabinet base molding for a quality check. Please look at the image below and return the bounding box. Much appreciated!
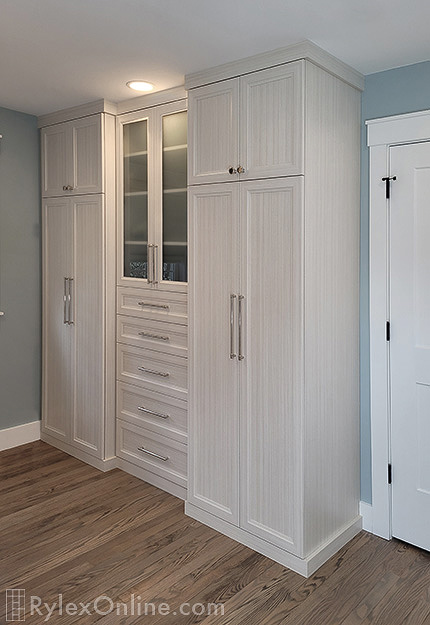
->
[0,420,41,451]
[116,457,187,500]
[40,433,116,472]
[185,502,362,578]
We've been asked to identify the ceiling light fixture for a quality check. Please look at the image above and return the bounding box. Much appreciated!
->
[126,80,154,92]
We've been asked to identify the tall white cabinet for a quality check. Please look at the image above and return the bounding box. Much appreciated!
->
[40,102,116,469]
[186,45,363,576]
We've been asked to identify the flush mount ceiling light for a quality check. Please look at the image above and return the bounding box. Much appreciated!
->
[126,80,154,92]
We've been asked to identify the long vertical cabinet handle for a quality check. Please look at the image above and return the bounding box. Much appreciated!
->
[238,295,245,361]
[67,278,74,325]
[147,244,153,284]
[230,294,237,359]
[63,278,68,324]
[153,245,158,285]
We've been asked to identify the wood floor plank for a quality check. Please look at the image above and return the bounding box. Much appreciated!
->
[1,441,430,625]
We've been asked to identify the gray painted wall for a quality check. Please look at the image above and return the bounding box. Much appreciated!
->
[360,61,430,503]
[0,106,40,430]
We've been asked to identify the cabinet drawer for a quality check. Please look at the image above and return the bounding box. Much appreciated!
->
[117,419,187,487]
[117,315,187,357]
[117,287,187,324]
[117,343,187,400]
[117,381,187,443]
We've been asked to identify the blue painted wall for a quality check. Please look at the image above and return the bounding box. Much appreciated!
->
[0,106,40,430]
[360,61,430,503]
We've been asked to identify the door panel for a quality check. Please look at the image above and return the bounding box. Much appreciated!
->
[41,125,68,197]
[390,141,430,551]
[188,183,240,524]
[240,62,304,180]
[71,195,104,457]
[42,198,73,440]
[188,80,239,185]
[71,116,102,194]
[239,178,303,555]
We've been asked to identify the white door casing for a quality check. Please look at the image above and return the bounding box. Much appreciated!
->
[368,109,430,540]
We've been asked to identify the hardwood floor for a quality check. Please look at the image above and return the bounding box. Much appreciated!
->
[1,441,430,624]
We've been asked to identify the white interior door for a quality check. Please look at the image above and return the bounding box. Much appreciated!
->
[390,141,430,551]
[188,183,240,524]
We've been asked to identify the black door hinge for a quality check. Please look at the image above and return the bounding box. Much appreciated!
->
[388,463,392,484]
[386,321,390,341]
[382,176,397,199]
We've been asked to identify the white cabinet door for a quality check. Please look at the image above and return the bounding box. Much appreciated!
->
[42,198,74,441]
[70,116,102,194]
[239,178,304,555]
[71,195,105,457]
[240,62,304,179]
[188,183,240,524]
[188,80,239,185]
[41,115,102,197]
[41,125,68,198]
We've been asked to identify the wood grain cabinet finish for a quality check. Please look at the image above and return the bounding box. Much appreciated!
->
[41,115,103,197]
[42,195,111,460]
[40,106,116,470]
[188,62,303,185]
[187,56,361,576]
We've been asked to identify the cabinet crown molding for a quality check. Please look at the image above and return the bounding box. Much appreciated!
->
[38,99,117,128]
[117,86,187,115]
[185,40,364,92]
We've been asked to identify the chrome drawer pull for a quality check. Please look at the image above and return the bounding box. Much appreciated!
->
[138,406,169,419]
[230,294,237,359]
[137,447,169,462]
[138,331,169,341]
[137,301,169,310]
[238,295,245,361]
[137,366,170,378]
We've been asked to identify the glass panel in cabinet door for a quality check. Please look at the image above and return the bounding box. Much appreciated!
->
[162,111,187,283]
[123,120,149,279]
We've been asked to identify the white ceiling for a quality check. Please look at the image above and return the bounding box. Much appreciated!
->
[1,0,430,116]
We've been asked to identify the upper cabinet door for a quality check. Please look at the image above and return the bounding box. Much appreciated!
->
[70,116,102,194]
[41,124,69,197]
[188,79,239,185]
[239,62,304,180]
[41,115,102,197]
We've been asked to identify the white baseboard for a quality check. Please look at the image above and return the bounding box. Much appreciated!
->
[360,501,373,533]
[0,420,41,451]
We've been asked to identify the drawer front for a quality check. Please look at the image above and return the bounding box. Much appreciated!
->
[117,315,187,357]
[117,419,187,487]
[117,287,187,324]
[117,382,187,443]
[117,344,187,400]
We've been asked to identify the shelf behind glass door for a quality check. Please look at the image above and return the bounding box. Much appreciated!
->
[162,111,187,282]
[123,119,148,279]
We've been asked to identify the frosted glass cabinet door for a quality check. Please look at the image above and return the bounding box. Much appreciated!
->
[122,118,150,282]
[161,109,188,283]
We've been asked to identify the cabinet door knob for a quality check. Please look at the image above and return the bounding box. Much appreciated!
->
[237,165,246,174]
[228,167,237,175]
[63,185,74,191]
